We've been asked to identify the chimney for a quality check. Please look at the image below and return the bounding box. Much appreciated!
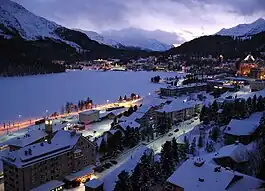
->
[194,157,205,167]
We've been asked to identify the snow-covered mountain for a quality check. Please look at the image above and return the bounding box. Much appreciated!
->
[0,0,61,40]
[0,0,87,49]
[74,29,123,48]
[101,28,178,51]
[216,18,265,38]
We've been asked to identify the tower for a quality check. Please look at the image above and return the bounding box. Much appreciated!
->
[45,119,53,143]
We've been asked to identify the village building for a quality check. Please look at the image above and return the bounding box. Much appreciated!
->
[213,142,249,173]
[160,83,207,97]
[156,99,202,124]
[224,112,263,145]
[166,158,263,191]
[2,129,96,191]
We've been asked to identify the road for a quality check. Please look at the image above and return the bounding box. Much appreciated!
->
[0,98,142,133]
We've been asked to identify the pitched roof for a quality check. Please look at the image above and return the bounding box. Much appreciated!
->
[213,143,249,163]
[167,158,263,191]
[2,130,81,167]
[118,120,141,130]
[224,112,262,136]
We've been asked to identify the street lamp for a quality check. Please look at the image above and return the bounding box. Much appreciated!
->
[148,93,151,96]
[107,100,109,103]
[18,114,22,130]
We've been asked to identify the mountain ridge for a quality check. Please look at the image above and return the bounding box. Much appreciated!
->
[216,18,265,38]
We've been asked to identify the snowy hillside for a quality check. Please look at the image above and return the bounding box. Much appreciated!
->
[101,28,174,51]
[216,18,265,38]
[74,29,123,48]
[0,0,61,40]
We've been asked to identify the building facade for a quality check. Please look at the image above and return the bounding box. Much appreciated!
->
[79,110,100,124]
[160,83,207,97]
[2,130,96,191]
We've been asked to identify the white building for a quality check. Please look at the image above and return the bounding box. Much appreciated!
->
[79,110,100,124]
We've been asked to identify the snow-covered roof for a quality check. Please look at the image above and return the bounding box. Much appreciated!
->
[167,158,263,191]
[79,110,99,115]
[85,179,103,189]
[137,105,153,113]
[213,143,249,163]
[217,109,223,113]
[224,112,263,136]
[30,180,64,191]
[118,120,141,130]
[7,122,66,148]
[119,112,145,122]
[9,129,47,148]
[2,130,81,167]
[157,99,200,113]
[65,165,94,181]
[244,54,255,62]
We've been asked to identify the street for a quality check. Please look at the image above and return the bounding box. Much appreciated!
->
[65,118,200,191]
[0,98,141,134]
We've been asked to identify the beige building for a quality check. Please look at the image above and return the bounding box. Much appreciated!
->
[156,100,202,124]
[79,110,100,124]
[2,130,96,191]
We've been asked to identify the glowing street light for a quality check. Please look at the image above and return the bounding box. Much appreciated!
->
[148,93,151,96]
[107,100,109,103]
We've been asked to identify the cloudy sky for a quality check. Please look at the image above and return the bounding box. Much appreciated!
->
[13,0,265,43]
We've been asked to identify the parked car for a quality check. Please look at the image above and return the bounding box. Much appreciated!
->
[110,160,118,165]
[94,166,105,173]
[103,162,112,169]
[174,128,179,132]
[195,117,198,120]
[168,133,173,137]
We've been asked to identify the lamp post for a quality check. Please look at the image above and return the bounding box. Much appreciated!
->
[45,110,49,118]
[18,114,21,130]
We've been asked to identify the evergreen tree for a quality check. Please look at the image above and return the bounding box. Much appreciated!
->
[171,137,179,163]
[128,106,134,115]
[133,105,138,112]
[124,95,127,101]
[211,100,218,113]
[247,97,252,113]
[190,137,197,155]
[184,135,189,153]
[60,105,65,114]
[114,170,131,191]
[119,96,123,102]
[200,105,208,122]
[252,95,257,112]
[210,127,220,142]
[257,96,264,112]
[130,164,141,190]
[160,141,174,176]
[198,133,203,148]
[99,138,107,155]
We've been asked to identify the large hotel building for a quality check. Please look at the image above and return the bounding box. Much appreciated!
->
[2,120,96,191]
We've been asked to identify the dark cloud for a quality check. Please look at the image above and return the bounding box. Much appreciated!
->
[12,0,265,42]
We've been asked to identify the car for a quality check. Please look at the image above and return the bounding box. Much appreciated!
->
[191,120,194,123]
[103,162,112,169]
[110,160,118,165]
[168,133,173,137]
[174,128,179,132]
[195,117,198,120]
[94,166,105,173]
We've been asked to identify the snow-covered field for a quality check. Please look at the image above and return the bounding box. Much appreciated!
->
[0,70,177,123]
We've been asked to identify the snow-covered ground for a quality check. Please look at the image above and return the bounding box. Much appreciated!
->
[0,70,178,123]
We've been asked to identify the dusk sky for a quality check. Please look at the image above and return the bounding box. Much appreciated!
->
[13,0,265,41]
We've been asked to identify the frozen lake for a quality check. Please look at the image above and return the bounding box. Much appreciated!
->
[0,70,180,123]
